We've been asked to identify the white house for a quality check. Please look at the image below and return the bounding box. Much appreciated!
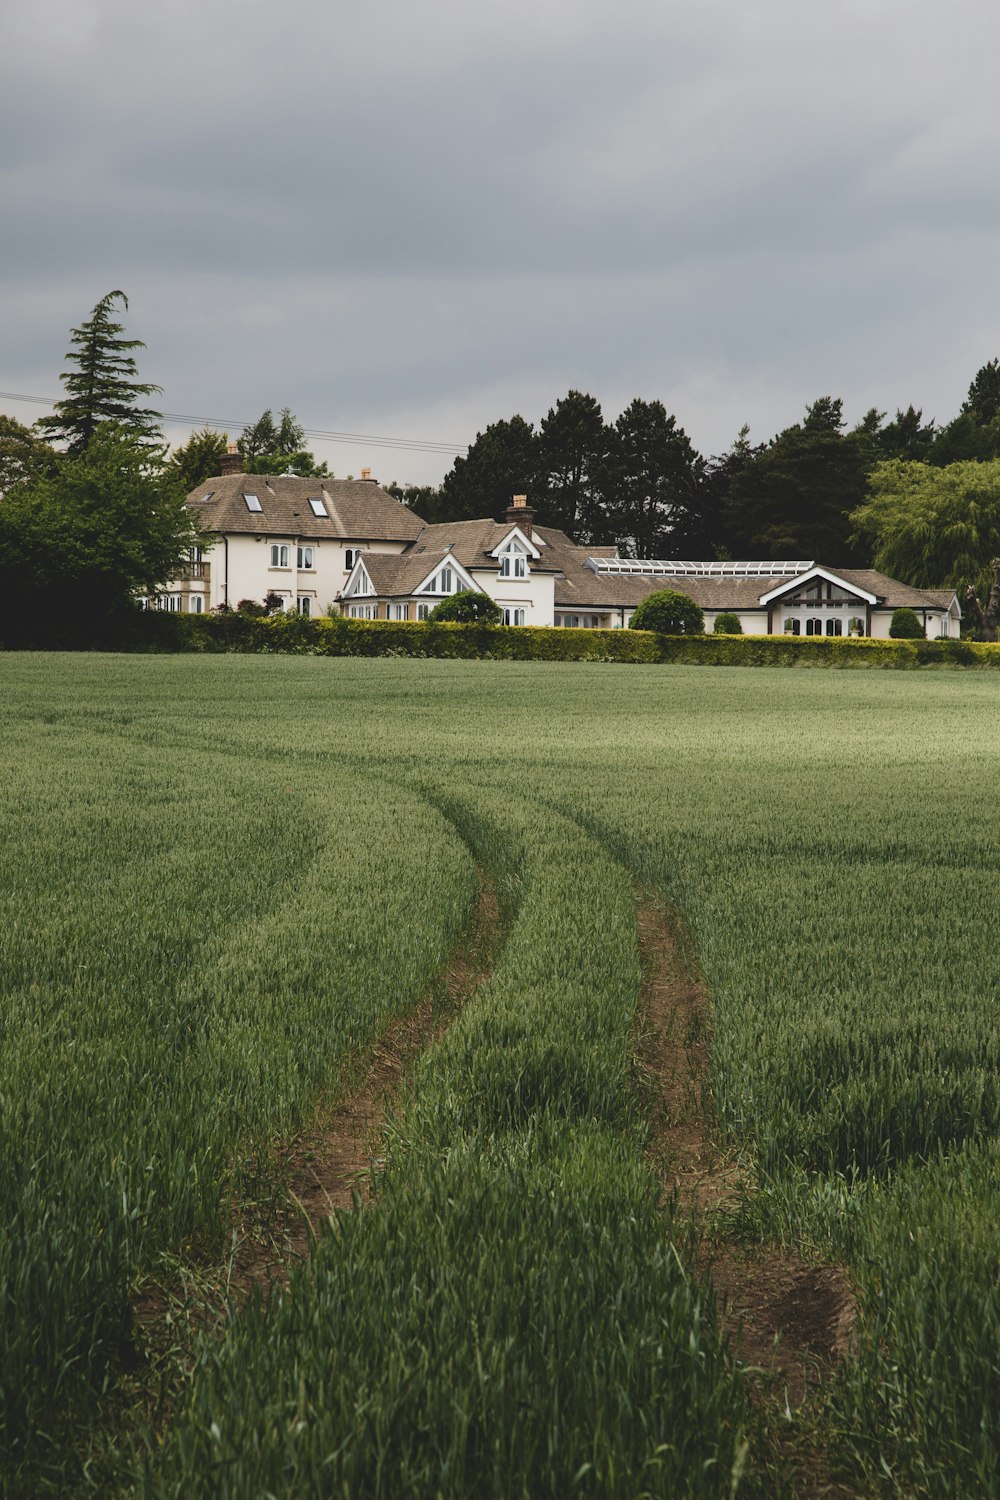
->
[163,466,961,639]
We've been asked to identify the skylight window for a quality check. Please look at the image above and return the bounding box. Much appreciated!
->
[201,490,214,502]
[308,497,328,517]
[243,493,263,513]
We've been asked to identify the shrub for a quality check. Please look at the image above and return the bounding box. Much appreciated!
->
[629,590,704,635]
[428,590,503,625]
[712,611,743,635]
[889,607,925,639]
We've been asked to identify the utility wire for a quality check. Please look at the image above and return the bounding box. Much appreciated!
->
[0,390,468,458]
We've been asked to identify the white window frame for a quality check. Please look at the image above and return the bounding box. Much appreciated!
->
[270,543,290,568]
[308,498,328,518]
[503,607,526,626]
[417,603,430,621]
[243,493,262,513]
[297,545,314,570]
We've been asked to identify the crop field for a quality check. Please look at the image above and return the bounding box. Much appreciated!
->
[3,654,1000,1497]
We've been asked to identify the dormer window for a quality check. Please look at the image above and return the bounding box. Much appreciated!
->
[243,493,262,513]
[308,498,327,518]
[500,553,527,578]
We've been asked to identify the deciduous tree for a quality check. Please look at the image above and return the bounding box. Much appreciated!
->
[0,425,197,627]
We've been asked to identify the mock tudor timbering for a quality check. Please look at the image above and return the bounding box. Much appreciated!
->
[159,471,962,639]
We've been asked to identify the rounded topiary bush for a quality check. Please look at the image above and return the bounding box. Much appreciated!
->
[629,590,704,635]
[889,607,925,639]
[712,611,743,635]
[427,590,503,624]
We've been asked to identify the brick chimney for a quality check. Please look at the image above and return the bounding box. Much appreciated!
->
[360,467,375,482]
[505,493,534,539]
[220,441,242,477]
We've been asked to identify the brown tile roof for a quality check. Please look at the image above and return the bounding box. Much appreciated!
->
[829,569,959,610]
[187,474,425,542]
[408,519,561,573]
[359,551,463,596]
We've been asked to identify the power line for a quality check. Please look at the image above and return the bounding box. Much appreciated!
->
[0,390,468,459]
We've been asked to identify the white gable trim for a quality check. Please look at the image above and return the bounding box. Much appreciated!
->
[488,526,541,561]
[343,559,375,598]
[759,566,878,606]
[414,556,479,595]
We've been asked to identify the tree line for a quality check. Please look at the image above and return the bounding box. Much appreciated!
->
[7,289,1000,635]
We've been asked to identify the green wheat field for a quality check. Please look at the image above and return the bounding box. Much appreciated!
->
[3,654,999,1498]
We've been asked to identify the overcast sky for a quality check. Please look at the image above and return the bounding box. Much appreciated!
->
[3,0,1000,486]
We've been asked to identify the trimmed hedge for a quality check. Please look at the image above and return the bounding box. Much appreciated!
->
[1,611,998,668]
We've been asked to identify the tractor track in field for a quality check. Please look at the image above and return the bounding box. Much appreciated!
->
[231,869,502,1294]
[635,898,859,1500]
[133,871,501,1331]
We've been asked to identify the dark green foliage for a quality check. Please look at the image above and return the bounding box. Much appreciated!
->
[629,589,704,635]
[427,589,502,624]
[167,428,227,490]
[535,390,611,539]
[237,408,328,477]
[889,607,925,639]
[598,398,705,555]
[713,611,743,635]
[0,416,58,497]
[722,397,869,562]
[0,425,197,631]
[36,291,162,454]
[435,416,537,524]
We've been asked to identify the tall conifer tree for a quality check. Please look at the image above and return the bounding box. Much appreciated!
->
[37,290,163,454]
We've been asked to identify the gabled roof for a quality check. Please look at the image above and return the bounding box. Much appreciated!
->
[759,566,878,605]
[407,519,561,573]
[187,473,425,542]
[351,549,478,598]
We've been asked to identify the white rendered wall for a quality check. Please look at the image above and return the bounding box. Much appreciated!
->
[466,566,556,626]
[204,534,408,612]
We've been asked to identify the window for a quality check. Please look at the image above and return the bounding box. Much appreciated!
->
[825,618,842,637]
[500,550,527,578]
[189,545,203,563]
[200,491,214,503]
[308,497,327,517]
[163,594,182,613]
[243,493,262,512]
[270,544,290,568]
[848,617,865,636]
[784,618,801,635]
[349,603,377,619]
[298,596,312,617]
[503,608,526,626]
[805,618,823,636]
[417,603,430,621]
[345,548,358,570]
[189,595,204,614]
[297,546,314,570]
[436,566,454,593]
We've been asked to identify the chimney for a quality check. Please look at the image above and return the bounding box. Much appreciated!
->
[505,493,534,539]
[220,441,242,477]
[360,467,375,482]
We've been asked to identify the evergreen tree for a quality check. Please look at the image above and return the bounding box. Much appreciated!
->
[167,428,228,491]
[36,290,162,454]
[237,407,328,476]
[436,416,538,524]
[536,391,611,540]
[597,399,705,556]
[723,397,869,563]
